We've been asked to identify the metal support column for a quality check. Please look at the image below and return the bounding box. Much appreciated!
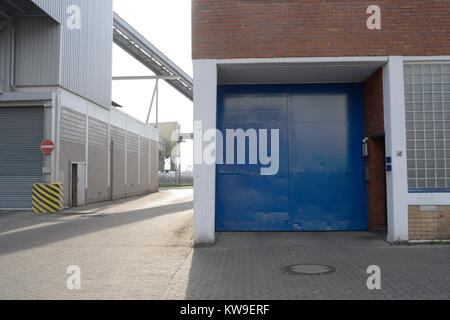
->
[155,79,159,129]
[146,80,158,124]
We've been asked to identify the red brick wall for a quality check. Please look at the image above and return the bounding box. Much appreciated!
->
[364,69,387,230]
[192,0,450,59]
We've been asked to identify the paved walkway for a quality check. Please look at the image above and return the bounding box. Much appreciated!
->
[166,232,449,299]
[0,188,448,299]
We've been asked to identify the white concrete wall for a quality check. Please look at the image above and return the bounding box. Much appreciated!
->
[193,60,217,245]
[382,56,450,241]
[382,56,409,242]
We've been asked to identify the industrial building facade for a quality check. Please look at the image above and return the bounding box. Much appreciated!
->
[192,1,450,244]
[0,0,159,210]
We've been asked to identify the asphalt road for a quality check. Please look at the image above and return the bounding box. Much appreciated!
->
[0,188,194,299]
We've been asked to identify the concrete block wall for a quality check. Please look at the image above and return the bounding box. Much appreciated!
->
[409,206,450,240]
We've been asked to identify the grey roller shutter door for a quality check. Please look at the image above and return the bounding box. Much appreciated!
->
[0,107,43,209]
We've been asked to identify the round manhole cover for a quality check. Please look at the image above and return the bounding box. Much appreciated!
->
[283,264,336,275]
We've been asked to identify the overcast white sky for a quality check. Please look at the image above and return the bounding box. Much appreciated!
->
[112,0,193,171]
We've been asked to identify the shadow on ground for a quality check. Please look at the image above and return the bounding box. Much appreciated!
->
[0,200,193,256]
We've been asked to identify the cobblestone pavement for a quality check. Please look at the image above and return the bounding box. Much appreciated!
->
[0,188,449,300]
[164,232,450,300]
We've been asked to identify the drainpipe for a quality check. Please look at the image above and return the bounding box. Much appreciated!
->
[10,18,17,92]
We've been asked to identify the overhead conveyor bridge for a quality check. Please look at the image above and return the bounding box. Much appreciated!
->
[112,12,193,101]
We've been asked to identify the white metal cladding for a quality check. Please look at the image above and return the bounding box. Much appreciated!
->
[127,132,139,153]
[404,62,450,191]
[111,126,126,152]
[31,0,113,109]
[61,108,86,144]
[60,0,113,109]
[30,0,66,23]
[14,17,60,87]
[140,137,149,154]
[88,117,108,148]
[0,107,43,209]
[0,23,12,91]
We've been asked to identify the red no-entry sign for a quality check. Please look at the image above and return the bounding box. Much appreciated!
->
[40,140,55,155]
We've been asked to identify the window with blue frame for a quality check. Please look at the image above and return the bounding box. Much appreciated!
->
[404,62,450,192]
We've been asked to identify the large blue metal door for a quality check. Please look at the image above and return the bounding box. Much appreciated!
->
[215,84,367,231]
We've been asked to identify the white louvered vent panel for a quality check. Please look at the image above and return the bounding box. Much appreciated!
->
[61,108,86,144]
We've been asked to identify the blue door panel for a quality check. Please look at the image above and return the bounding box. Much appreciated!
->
[288,84,367,231]
[215,174,290,231]
[216,85,290,231]
[215,84,368,231]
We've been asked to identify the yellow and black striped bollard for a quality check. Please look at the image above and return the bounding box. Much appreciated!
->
[32,183,64,213]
